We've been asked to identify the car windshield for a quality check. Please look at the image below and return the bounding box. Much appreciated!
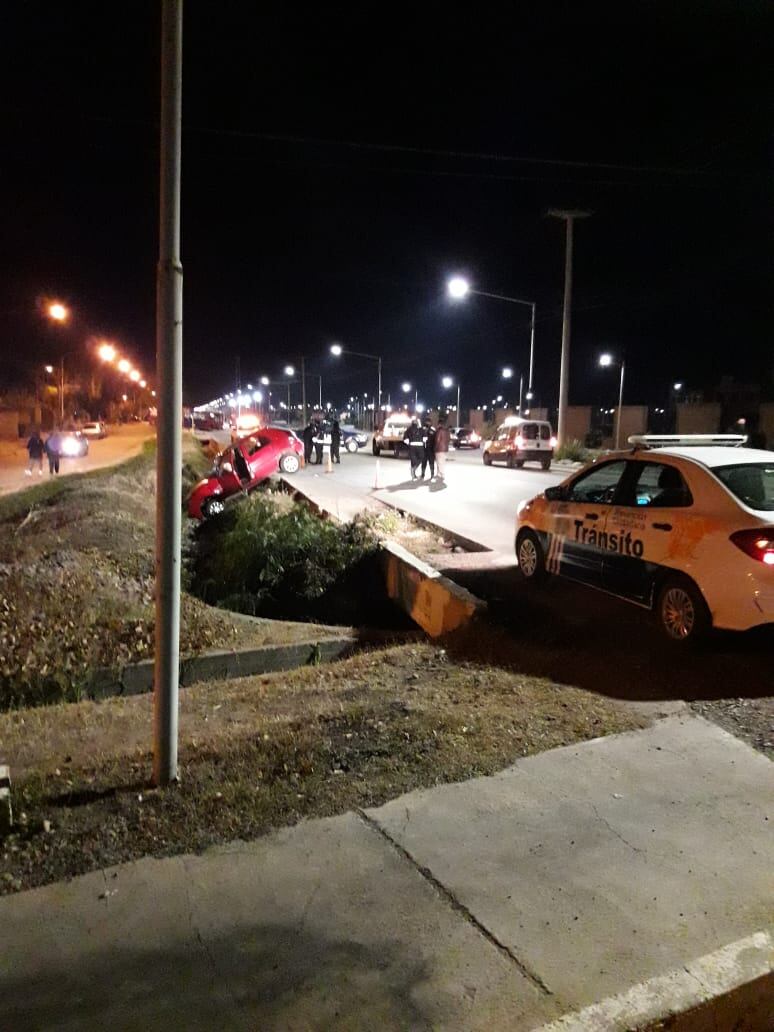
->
[714,463,774,511]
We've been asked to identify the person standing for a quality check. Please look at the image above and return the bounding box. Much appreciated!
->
[45,429,61,475]
[403,417,426,479]
[434,415,450,480]
[25,429,45,477]
[331,419,341,464]
[421,417,436,480]
[302,421,315,465]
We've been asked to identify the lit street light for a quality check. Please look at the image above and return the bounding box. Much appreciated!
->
[118,358,131,374]
[330,343,382,428]
[44,364,54,374]
[441,375,461,418]
[129,369,141,383]
[47,301,69,323]
[447,276,538,395]
[402,381,418,408]
[599,352,626,449]
[284,365,295,377]
[502,366,524,413]
[98,342,117,363]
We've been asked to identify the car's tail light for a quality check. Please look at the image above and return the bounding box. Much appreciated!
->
[730,528,774,566]
[550,436,558,447]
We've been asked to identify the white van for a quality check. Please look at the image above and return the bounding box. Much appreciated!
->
[483,417,556,470]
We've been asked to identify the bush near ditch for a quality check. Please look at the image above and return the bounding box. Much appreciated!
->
[189,493,381,624]
[554,438,589,462]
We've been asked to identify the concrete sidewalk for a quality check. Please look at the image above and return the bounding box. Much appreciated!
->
[2,716,772,1030]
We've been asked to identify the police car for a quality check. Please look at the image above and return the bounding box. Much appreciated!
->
[515,435,774,643]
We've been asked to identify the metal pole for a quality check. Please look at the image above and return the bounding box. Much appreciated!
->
[615,360,626,449]
[456,384,460,421]
[557,217,573,447]
[528,303,536,391]
[153,0,183,787]
[377,357,382,421]
[519,375,523,415]
[301,356,307,426]
[60,356,65,423]
[318,375,322,410]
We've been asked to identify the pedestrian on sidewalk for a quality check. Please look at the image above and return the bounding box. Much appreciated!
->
[421,416,436,480]
[25,429,45,477]
[434,415,450,480]
[331,419,341,464]
[403,417,426,479]
[45,429,62,475]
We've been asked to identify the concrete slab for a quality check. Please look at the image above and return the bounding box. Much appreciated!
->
[0,813,558,1032]
[367,715,774,1013]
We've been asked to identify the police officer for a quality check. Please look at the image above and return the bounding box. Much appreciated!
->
[403,417,426,479]
[331,419,341,464]
[421,417,436,480]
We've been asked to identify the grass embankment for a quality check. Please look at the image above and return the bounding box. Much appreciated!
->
[0,641,649,893]
[0,440,348,709]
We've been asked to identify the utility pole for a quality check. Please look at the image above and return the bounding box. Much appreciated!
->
[301,356,307,426]
[60,356,65,423]
[548,209,590,446]
[615,359,626,449]
[528,302,536,392]
[153,0,183,787]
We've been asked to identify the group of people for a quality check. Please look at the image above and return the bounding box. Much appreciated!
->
[302,416,341,466]
[25,429,64,477]
[403,414,450,481]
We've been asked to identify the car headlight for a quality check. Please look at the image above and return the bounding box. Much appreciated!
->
[61,438,80,456]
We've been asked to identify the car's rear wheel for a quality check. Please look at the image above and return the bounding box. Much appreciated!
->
[201,497,225,519]
[280,452,300,474]
[483,451,492,466]
[656,575,711,644]
[516,529,546,582]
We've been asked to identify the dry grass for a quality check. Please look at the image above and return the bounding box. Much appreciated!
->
[0,642,649,893]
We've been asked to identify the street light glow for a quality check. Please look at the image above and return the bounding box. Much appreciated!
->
[402,382,411,393]
[139,379,147,389]
[284,365,295,377]
[129,369,141,382]
[599,353,614,367]
[47,302,69,323]
[442,375,453,389]
[447,276,470,300]
[253,391,263,402]
[98,342,117,362]
[330,343,343,356]
[526,390,534,400]
[502,367,513,379]
[260,376,269,386]
[673,382,683,391]
[117,358,131,374]
[44,364,54,374]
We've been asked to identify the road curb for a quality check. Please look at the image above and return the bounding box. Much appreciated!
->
[535,929,773,1031]
[88,636,358,698]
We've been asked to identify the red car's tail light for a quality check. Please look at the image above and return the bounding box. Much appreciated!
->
[730,528,774,566]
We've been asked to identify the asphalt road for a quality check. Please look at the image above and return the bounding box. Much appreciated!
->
[301,445,566,553]
[0,423,154,496]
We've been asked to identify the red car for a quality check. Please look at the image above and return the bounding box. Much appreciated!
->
[188,429,303,519]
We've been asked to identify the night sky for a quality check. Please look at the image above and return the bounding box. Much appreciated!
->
[3,1,774,414]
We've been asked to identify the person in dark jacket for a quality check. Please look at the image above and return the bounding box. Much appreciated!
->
[331,419,341,463]
[302,421,315,464]
[25,430,45,476]
[45,430,62,475]
[421,417,436,480]
[403,418,426,479]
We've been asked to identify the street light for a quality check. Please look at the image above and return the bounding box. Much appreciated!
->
[129,369,141,383]
[118,358,131,374]
[47,301,69,323]
[599,352,626,449]
[44,364,54,374]
[447,276,537,394]
[502,367,524,412]
[98,342,117,363]
[441,375,461,418]
[330,343,382,428]
[402,381,418,408]
[284,365,295,377]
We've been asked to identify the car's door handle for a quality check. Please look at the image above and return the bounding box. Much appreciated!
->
[652,522,672,531]
[585,512,599,521]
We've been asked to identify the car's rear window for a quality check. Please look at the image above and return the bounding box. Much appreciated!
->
[714,463,774,511]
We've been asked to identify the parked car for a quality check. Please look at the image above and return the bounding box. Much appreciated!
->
[515,434,774,643]
[483,417,556,470]
[188,428,304,519]
[80,421,108,439]
[451,426,482,449]
[341,426,369,453]
[57,430,89,457]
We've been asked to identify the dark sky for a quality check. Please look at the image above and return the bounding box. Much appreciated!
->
[3,1,774,413]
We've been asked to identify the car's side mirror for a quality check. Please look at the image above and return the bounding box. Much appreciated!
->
[544,485,567,502]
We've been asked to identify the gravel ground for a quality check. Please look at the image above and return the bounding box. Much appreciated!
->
[690,697,774,760]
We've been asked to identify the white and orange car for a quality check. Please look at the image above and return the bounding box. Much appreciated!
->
[515,435,774,643]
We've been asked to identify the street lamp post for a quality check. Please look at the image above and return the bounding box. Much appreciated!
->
[599,353,626,449]
[447,277,537,393]
[442,375,460,419]
[402,382,418,409]
[547,209,591,447]
[330,344,382,429]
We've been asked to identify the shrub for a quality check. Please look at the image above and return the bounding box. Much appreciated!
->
[554,439,589,463]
